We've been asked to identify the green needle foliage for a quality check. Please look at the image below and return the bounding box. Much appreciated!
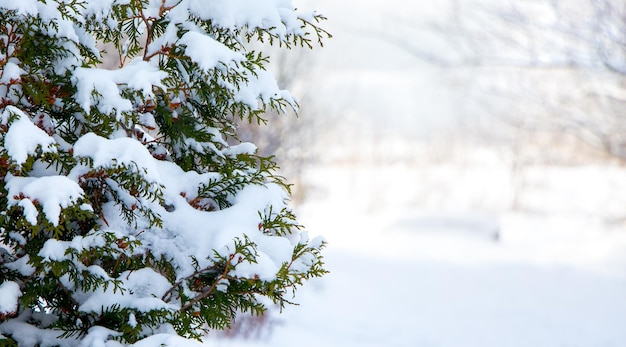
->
[0,1,329,346]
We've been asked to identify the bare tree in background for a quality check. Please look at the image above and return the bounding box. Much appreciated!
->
[388,0,626,163]
[468,0,626,162]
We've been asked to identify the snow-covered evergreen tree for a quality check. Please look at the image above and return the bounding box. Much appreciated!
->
[0,1,329,345]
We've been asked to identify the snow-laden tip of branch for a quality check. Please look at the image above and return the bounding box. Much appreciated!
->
[184,0,309,38]
[222,142,257,157]
[0,281,21,315]
[71,133,162,183]
[0,62,24,85]
[72,61,167,118]
[0,0,38,16]
[80,0,119,21]
[2,106,57,166]
[130,333,205,347]
[234,69,298,111]
[78,268,177,314]
[0,0,88,47]
[5,175,86,227]
[37,234,107,262]
[179,31,246,72]
[80,327,122,347]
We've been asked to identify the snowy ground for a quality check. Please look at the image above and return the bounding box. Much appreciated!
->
[206,154,626,347]
[202,1,626,345]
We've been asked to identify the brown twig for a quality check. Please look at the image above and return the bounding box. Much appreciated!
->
[161,262,223,302]
[179,255,236,311]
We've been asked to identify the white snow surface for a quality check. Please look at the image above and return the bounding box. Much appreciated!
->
[0,62,23,84]
[205,161,626,347]
[0,281,21,315]
[0,0,38,16]
[183,0,308,37]
[38,234,106,262]
[5,175,85,226]
[72,61,167,117]
[151,182,294,281]
[2,106,57,166]
[4,255,35,277]
[179,32,245,72]
[132,333,204,347]
[223,143,258,157]
[71,133,161,182]
[78,268,176,314]
[234,70,296,111]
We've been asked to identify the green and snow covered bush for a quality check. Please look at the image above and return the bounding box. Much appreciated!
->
[0,1,329,345]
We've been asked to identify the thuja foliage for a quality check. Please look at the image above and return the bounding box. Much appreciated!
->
[0,1,329,346]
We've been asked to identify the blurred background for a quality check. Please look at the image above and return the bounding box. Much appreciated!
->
[211,1,626,346]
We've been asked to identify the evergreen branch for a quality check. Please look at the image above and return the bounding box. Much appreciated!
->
[161,262,223,303]
[0,1,328,343]
[179,253,242,312]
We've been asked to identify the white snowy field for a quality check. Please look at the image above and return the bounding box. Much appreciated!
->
[205,1,626,346]
[207,156,626,347]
